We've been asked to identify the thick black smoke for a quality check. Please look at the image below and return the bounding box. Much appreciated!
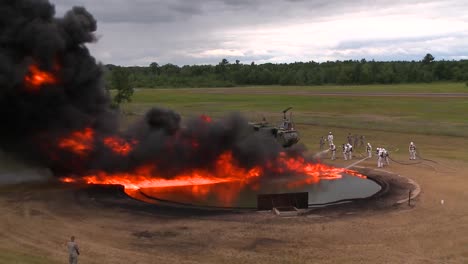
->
[0,0,305,180]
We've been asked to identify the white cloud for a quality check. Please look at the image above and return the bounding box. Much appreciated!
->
[192,49,245,58]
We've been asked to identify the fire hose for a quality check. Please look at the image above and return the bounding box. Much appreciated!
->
[416,151,457,172]
[384,149,456,173]
[388,156,422,166]
[416,153,438,164]
[385,153,442,172]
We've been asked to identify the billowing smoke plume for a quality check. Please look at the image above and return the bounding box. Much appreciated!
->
[0,0,306,181]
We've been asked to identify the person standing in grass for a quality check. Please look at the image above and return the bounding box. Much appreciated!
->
[342,144,348,160]
[360,135,366,147]
[327,132,334,147]
[366,143,372,158]
[330,143,336,160]
[346,143,353,160]
[347,133,352,144]
[319,136,325,150]
[384,149,390,165]
[67,236,80,264]
[409,142,417,160]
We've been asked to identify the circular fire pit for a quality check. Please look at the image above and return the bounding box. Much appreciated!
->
[79,166,419,218]
[136,173,381,209]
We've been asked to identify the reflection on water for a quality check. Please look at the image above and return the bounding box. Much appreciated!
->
[138,174,381,208]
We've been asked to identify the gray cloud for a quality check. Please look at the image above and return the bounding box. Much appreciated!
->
[54,0,205,23]
[54,0,408,25]
[51,0,468,65]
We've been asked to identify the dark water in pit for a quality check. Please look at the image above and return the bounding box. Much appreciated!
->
[139,174,381,208]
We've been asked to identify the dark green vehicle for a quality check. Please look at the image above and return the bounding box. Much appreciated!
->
[249,107,300,147]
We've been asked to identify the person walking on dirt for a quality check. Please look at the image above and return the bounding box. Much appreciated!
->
[366,143,372,158]
[409,142,417,160]
[377,148,384,168]
[67,236,80,264]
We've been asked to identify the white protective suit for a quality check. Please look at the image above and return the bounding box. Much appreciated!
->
[409,142,417,160]
[383,149,390,165]
[346,143,353,160]
[327,132,334,147]
[342,144,348,160]
[366,143,372,158]
[330,144,336,160]
[377,148,384,168]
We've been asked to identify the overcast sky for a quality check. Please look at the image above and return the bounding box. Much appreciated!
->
[53,0,468,66]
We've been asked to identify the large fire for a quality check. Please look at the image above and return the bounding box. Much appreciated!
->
[9,3,370,209]
[22,64,365,204]
[57,128,138,157]
[60,141,366,204]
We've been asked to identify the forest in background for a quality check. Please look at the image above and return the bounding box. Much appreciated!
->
[105,54,468,89]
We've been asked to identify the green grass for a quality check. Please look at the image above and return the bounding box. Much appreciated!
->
[119,84,468,161]
[134,82,468,93]
[122,83,468,137]
[296,123,468,162]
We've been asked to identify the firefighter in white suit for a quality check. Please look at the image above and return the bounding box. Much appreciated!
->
[409,142,417,160]
[327,132,334,147]
[330,143,336,160]
[366,143,372,158]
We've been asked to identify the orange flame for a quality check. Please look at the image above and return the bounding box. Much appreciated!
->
[24,64,57,91]
[60,177,75,183]
[103,136,137,156]
[140,181,252,207]
[60,150,365,205]
[67,152,261,189]
[58,128,94,156]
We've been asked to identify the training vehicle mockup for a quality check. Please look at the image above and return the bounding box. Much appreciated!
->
[249,107,300,148]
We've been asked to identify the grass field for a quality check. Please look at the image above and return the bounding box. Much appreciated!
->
[140,82,468,93]
[121,83,468,139]
[116,83,468,162]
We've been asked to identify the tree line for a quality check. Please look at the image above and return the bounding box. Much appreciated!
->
[105,54,468,90]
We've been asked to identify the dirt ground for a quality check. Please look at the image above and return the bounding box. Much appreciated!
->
[0,138,467,263]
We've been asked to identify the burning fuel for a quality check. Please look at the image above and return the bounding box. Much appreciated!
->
[58,128,95,157]
[0,0,365,198]
[24,64,58,91]
[61,150,364,203]
[103,136,138,156]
